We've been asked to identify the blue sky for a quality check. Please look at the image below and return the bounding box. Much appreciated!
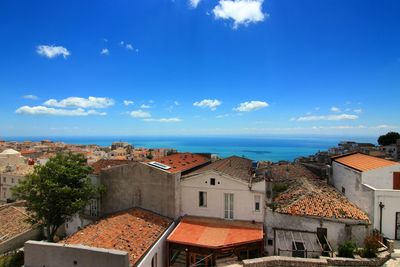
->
[0,0,399,137]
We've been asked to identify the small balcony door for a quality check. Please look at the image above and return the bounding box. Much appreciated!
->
[224,193,234,220]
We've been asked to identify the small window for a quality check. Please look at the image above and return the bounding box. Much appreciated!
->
[342,187,346,194]
[151,253,157,267]
[11,178,14,183]
[2,177,5,183]
[267,239,274,246]
[254,195,261,212]
[210,178,215,185]
[199,191,207,207]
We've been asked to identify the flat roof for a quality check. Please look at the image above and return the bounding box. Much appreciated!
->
[167,216,263,249]
[332,152,399,172]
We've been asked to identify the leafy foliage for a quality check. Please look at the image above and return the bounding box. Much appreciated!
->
[360,235,380,258]
[377,131,400,146]
[12,153,99,241]
[0,251,24,267]
[338,240,356,258]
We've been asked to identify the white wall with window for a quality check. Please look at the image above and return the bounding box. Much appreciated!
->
[180,170,265,222]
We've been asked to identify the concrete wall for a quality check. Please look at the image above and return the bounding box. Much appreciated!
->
[180,170,264,222]
[264,210,370,256]
[362,164,400,190]
[137,222,175,267]
[100,162,180,219]
[370,188,400,239]
[332,162,374,218]
[0,228,41,254]
[24,241,129,267]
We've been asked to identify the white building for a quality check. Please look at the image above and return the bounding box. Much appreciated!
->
[180,156,265,222]
[331,152,400,239]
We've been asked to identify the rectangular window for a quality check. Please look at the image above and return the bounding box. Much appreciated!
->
[2,177,5,183]
[151,253,157,267]
[11,178,14,184]
[254,195,261,212]
[210,178,215,185]
[199,192,207,207]
[224,193,234,219]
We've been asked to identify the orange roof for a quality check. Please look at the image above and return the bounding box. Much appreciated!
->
[62,208,171,266]
[167,216,263,249]
[332,153,399,172]
[151,153,210,173]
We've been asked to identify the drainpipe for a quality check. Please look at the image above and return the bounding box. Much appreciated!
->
[379,202,385,234]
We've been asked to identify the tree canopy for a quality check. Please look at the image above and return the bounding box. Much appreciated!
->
[377,131,400,146]
[12,152,99,241]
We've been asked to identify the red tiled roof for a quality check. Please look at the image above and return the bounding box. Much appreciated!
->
[90,159,133,175]
[271,164,370,222]
[332,153,399,172]
[62,208,172,266]
[0,203,34,242]
[151,153,210,173]
[167,216,263,249]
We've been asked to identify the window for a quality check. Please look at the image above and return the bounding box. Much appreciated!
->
[267,239,274,246]
[151,253,158,267]
[199,192,207,207]
[342,187,346,194]
[210,178,215,185]
[2,177,5,183]
[11,178,14,184]
[224,193,234,219]
[254,195,261,212]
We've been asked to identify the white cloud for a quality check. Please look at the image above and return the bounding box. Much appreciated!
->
[354,109,362,114]
[44,96,114,109]
[100,48,109,55]
[189,0,201,8]
[140,104,151,109]
[330,106,341,112]
[297,114,359,121]
[16,106,106,116]
[174,101,180,106]
[37,45,70,59]
[126,44,133,50]
[123,100,134,106]
[22,95,38,100]
[193,99,222,111]
[143,118,182,123]
[130,110,151,118]
[234,100,268,112]
[212,0,266,29]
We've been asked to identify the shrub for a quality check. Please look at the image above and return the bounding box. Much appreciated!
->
[338,240,356,258]
[360,235,380,258]
[0,251,24,267]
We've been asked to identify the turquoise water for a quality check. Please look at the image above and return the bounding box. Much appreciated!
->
[2,136,376,162]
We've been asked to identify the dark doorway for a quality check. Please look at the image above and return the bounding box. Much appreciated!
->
[396,212,400,240]
[317,228,328,245]
[292,241,305,258]
[394,172,400,190]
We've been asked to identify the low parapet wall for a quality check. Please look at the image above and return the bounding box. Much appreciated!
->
[243,251,391,267]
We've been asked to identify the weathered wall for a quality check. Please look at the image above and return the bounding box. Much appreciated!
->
[24,240,129,267]
[0,228,41,254]
[332,162,374,218]
[181,171,264,222]
[264,210,370,256]
[137,222,175,267]
[100,163,180,219]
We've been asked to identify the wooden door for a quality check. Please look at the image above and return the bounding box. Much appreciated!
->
[394,172,400,190]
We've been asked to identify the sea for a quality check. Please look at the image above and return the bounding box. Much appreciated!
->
[3,135,377,162]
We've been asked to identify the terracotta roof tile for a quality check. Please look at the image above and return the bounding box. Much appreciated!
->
[0,203,34,242]
[271,164,370,222]
[90,159,134,175]
[184,156,255,182]
[62,208,172,266]
[332,153,399,172]
[167,216,263,249]
[151,153,210,173]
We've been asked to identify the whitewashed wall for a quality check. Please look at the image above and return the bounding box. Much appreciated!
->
[181,170,265,222]
[362,164,400,190]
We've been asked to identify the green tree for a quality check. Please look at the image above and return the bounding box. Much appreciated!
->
[377,131,400,146]
[12,153,99,242]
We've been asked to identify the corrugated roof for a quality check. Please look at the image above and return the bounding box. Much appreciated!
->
[332,153,399,172]
[167,216,263,249]
[62,208,171,266]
